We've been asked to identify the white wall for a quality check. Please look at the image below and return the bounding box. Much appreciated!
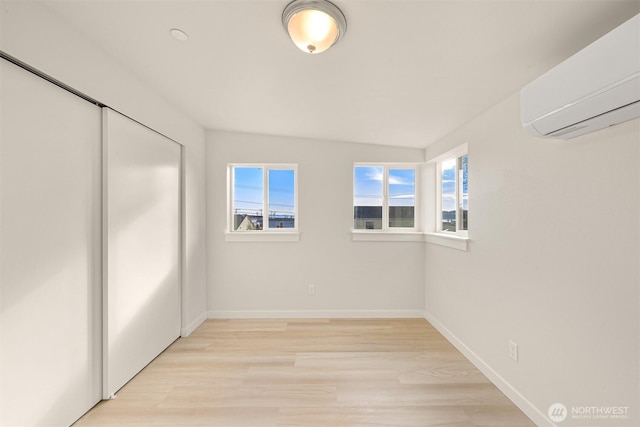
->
[207,130,425,317]
[0,1,208,334]
[424,93,639,426]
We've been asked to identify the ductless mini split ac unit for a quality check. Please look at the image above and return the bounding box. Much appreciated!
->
[520,14,640,139]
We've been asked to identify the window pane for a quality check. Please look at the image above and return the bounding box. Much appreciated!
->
[354,166,383,229]
[268,169,295,229]
[459,155,468,231]
[388,169,415,228]
[441,159,456,231]
[233,167,263,230]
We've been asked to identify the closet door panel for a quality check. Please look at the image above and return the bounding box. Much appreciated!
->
[0,59,102,426]
[103,108,181,398]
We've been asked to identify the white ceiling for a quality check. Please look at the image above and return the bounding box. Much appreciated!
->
[43,0,639,148]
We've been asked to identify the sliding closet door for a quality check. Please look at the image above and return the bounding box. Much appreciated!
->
[103,108,181,398]
[0,59,102,426]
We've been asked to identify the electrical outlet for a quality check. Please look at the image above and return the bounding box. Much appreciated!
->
[509,340,518,362]
[308,284,315,295]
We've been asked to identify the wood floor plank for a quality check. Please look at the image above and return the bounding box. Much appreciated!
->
[277,406,472,427]
[73,319,534,426]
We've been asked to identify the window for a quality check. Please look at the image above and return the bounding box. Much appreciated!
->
[353,164,416,231]
[229,164,297,232]
[436,147,468,235]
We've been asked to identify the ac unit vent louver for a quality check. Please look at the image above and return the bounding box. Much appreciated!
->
[521,14,640,139]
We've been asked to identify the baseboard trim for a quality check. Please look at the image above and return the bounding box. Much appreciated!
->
[181,311,207,337]
[207,309,425,319]
[424,311,552,427]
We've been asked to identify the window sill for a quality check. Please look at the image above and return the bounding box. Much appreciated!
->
[424,232,468,251]
[351,230,424,242]
[225,231,300,242]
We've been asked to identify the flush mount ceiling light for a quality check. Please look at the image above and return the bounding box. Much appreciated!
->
[282,0,347,54]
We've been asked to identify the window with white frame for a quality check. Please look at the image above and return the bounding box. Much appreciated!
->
[229,164,297,231]
[436,146,468,235]
[353,164,417,230]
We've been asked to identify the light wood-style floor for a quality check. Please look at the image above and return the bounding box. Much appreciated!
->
[74,319,535,426]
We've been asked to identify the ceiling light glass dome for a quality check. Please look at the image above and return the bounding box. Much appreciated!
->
[282,0,347,54]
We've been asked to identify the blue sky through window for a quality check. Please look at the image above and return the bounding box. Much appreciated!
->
[268,169,295,217]
[441,155,468,212]
[389,169,415,207]
[354,166,383,206]
[233,166,295,217]
[441,159,456,212]
[354,166,416,206]
[233,167,263,216]
[461,155,468,210]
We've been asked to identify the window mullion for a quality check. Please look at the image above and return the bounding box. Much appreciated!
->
[229,166,234,231]
[457,156,464,236]
[263,167,269,231]
[436,161,442,232]
[383,166,389,231]
[293,166,298,231]
[454,159,460,233]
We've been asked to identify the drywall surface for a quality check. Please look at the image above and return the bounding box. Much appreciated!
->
[0,1,207,333]
[207,130,425,317]
[424,92,639,426]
